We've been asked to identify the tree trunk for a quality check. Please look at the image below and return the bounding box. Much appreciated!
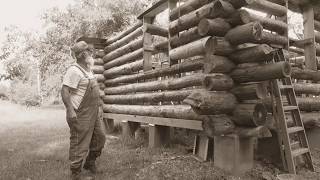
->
[103,89,198,104]
[103,48,143,70]
[231,83,268,101]
[198,18,231,37]
[183,90,237,115]
[104,28,143,53]
[204,55,235,73]
[229,44,275,64]
[170,27,202,48]
[231,62,291,83]
[237,9,287,34]
[94,58,104,65]
[291,67,320,81]
[225,22,263,45]
[202,73,234,91]
[232,103,268,127]
[294,83,320,95]
[105,21,142,46]
[104,73,233,95]
[212,37,236,56]
[92,65,104,74]
[103,38,143,63]
[170,37,214,61]
[104,58,204,86]
[202,115,236,137]
[103,60,143,78]
[145,24,168,37]
[169,0,212,21]
[103,104,204,120]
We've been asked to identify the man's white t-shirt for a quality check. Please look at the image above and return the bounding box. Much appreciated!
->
[62,63,95,109]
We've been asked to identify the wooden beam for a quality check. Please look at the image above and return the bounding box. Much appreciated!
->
[104,113,202,130]
[143,17,154,72]
[138,0,168,19]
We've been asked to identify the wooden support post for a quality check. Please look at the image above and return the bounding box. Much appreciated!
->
[143,17,154,71]
[214,135,255,176]
[193,135,214,161]
[148,124,171,148]
[302,4,317,70]
[121,121,140,138]
[168,0,178,66]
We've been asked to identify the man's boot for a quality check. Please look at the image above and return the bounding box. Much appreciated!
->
[70,169,81,180]
[83,152,101,174]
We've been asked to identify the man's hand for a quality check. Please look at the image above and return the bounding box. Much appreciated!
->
[66,108,79,131]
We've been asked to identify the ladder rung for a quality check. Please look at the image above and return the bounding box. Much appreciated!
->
[283,106,298,111]
[287,126,304,134]
[292,148,309,157]
[290,141,300,148]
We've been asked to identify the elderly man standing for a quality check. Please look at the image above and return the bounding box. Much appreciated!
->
[61,41,106,180]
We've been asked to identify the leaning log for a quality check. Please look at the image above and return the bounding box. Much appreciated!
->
[202,115,236,137]
[225,22,263,45]
[291,67,320,81]
[92,66,104,74]
[170,37,214,60]
[230,61,291,83]
[198,18,232,37]
[170,27,202,48]
[105,21,142,46]
[169,0,212,21]
[232,103,268,127]
[103,89,197,104]
[231,83,268,101]
[104,73,233,95]
[202,74,234,91]
[229,44,275,64]
[103,60,143,77]
[183,90,237,115]
[104,58,204,86]
[294,83,320,96]
[237,9,287,34]
[204,55,235,73]
[103,104,205,120]
[103,38,143,63]
[104,28,143,53]
[104,48,143,70]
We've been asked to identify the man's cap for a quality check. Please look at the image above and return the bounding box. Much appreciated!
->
[71,41,92,55]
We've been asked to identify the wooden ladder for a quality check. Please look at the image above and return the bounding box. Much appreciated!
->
[270,49,314,174]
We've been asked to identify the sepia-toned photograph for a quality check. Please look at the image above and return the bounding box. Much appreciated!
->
[0,0,320,179]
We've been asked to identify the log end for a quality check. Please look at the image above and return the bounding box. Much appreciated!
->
[198,19,210,37]
[252,22,263,41]
[253,103,268,126]
[281,61,292,77]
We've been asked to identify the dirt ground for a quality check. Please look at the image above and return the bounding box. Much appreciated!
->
[0,100,319,180]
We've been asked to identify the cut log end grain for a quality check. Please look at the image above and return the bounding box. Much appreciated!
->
[198,18,231,37]
[202,115,236,137]
[225,22,263,45]
[232,103,268,127]
[202,74,234,91]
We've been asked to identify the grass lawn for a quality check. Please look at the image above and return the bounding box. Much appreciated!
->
[0,100,319,180]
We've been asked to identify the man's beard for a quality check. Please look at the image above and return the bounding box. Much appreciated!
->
[85,57,94,69]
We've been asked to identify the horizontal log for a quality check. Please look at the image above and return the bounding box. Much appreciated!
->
[294,83,320,95]
[105,21,142,46]
[94,58,104,65]
[103,89,198,104]
[197,18,232,37]
[103,60,143,77]
[95,50,106,58]
[104,58,204,86]
[212,37,236,56]
[104,73,233,95]
[170,27,202,48]
[202,115,236,136]
[169,0,212,21]
[99,83,106,90]
[183,90,237,115]
[92,65,104,74]
[104,48,143,70]
[230,61,291,83]
[258,31,288,46]
[204,55,235,73]
[225,22,263,45]
[232,103,268,127]
[229,44,275,64]
[231,83,268,101]
[103,38,143,63]
[233,126,272,138]
[203,73,234,91]
[103,104,204,120]
[297,97,320,112]
[170,37,214,60]
[104,28,143,53]
[94,74,105,83]
[145,24,168,37]
[291,67,320,81]
[237,9,287,34]
[211,0,235,19]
